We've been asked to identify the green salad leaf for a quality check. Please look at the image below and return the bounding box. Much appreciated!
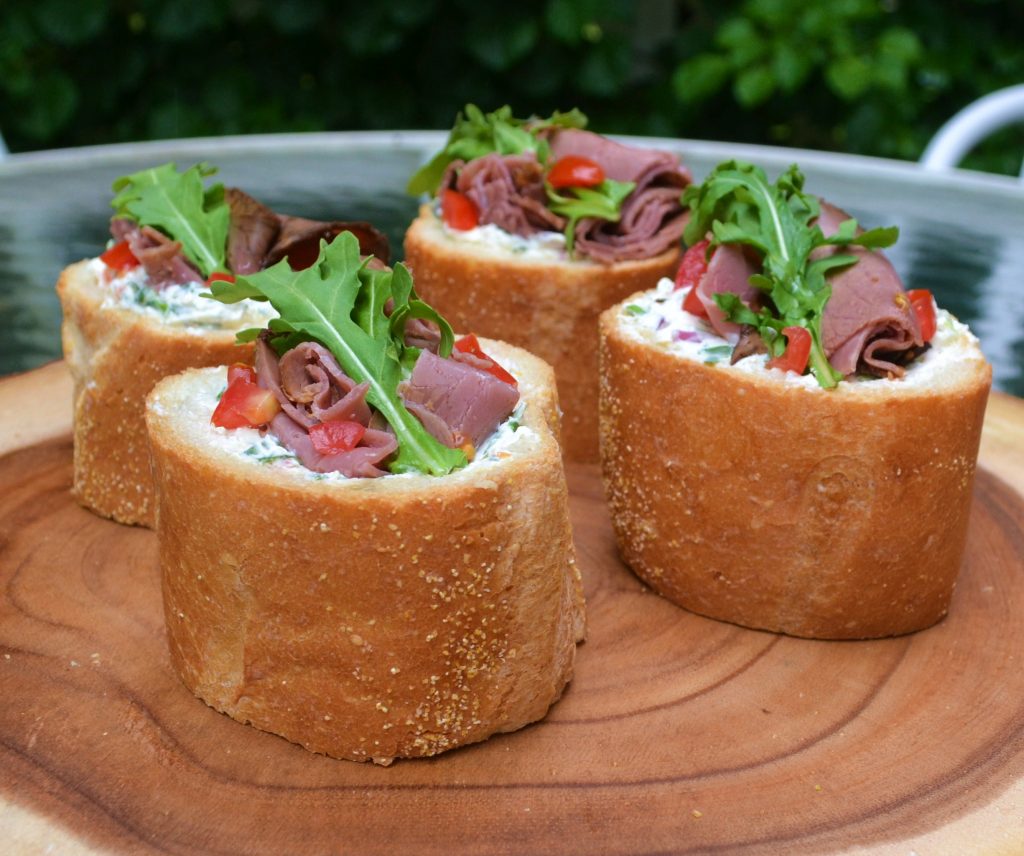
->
[110,162,230,278]
[209,231,466,476]
[406,104,588,196]
[682,160,898,389]
[546,178,635,257]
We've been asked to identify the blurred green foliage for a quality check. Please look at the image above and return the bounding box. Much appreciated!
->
[2,0,1021,173]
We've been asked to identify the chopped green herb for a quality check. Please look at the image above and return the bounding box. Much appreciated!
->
[243,445,297,465]
[701,344,734,364]
[130,283,170,314]
[625,304,647,316]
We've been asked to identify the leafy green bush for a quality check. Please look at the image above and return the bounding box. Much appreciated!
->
[1,0,1021,174]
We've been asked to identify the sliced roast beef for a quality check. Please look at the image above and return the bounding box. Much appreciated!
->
[266,216,389,270]
[731,325,768,364]
[404,317,442,352]
[268,412,397,478]
[226,188,390,273]
[399,350,519,450]
[447,153,566,237]
[277,341,373,426]
[254,333,517,474]
[695,244,761,338]
[109,219,204,288]
[573,185,688,263]
[816,201,922,377]
[225,188,280,275]
[547,128,691,263]
[112,191,389,289]
[547,129,691,185]
[254,335,395,477]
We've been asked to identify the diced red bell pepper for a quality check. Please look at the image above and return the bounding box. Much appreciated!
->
[767,326,812,375]
[441,189,480,231]
[454,333,518,387]
[547,155,605,189]
[99,240,140,274]
[207,272,236,285]
[683,285,709,318]
[308,420,366,455]
[211,376,280,429]
[907,288,937,343]
[676,240,712,318]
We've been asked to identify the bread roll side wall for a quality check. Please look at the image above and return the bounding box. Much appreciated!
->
[598,310,991,640]
[146,352,584,764]
[57,261,254,527]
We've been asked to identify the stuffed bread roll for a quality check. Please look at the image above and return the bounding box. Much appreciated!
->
[146,232,585,764]
[404,105,691,461]
[600,161,991,640]
[57,161,387,527]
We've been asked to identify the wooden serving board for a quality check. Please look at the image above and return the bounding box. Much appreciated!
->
[2,362,1024,856]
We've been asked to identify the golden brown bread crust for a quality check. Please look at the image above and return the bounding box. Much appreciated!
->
[146,341,585,764]
[599,306,992,640]
[57,260,254,527]
[403,207,680,462]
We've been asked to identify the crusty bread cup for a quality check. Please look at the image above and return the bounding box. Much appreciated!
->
[599,298,991,640]
[58,260,256,527]
[146,340,585,764]
[404,206,679,462]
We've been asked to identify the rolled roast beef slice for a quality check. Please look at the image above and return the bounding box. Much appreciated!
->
[226,188,280,275]
[731,325,768,364]
[573,189,688,263]
[550,130,690,263]
[695,244,760,338]
[269,412,396,477]
[401,350,519,449]
[266,217,390,270]
[547,128,690,183]
[816,200,922,377]
[255,337,317,428]
[226,186,391,272]
[455,152,565,236]
[278,341,373,424]
[401,399,457,447]
[110,218,135,242]
[122,224,204,288]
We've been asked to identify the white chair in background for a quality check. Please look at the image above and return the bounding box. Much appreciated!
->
[920,84,1024,393]
[920,83,1024,180]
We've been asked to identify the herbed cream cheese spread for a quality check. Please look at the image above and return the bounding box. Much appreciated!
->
[90,257,277,332]
[431,202,570,262]
[163,366,537,484]
[619,277,981,391]
[439,221,568,261]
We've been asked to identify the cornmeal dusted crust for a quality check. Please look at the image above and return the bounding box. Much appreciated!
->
[599,301,992,640]
[57,260,254,527]
[145,340,586,764]
[403,206,680,462]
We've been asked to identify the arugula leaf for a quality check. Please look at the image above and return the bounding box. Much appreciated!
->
[546,178,635,257]
[111,162,229,278]
[684,160,898,389]
[407,104,588,196]
[209,232,466,476]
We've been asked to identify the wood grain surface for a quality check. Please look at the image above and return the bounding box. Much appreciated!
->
[2,362,1024,856]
